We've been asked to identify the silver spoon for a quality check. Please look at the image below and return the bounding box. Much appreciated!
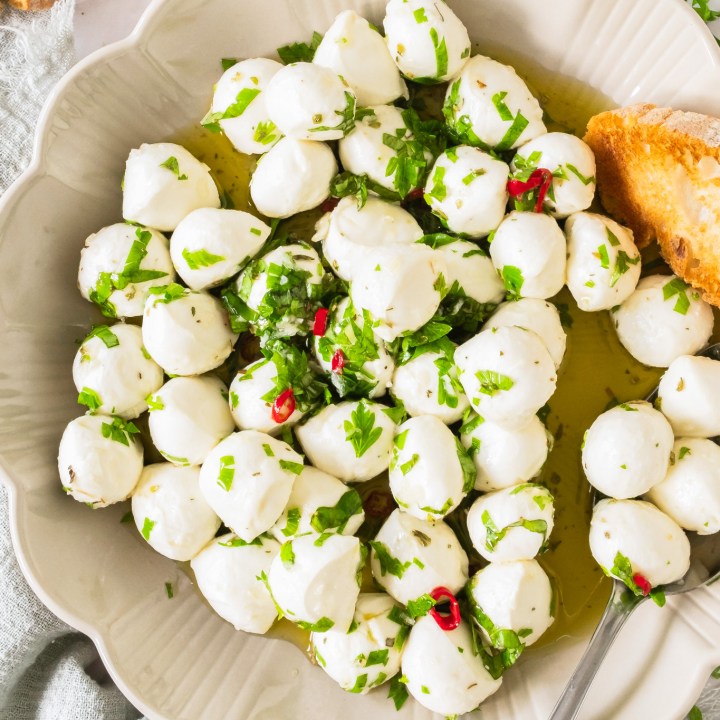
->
[549,342,720,720]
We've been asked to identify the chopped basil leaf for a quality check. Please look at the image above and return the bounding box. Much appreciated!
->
[182,248,226,270]
[344,402,383,458]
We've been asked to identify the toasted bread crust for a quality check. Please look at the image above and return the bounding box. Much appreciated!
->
[584,103,720,306]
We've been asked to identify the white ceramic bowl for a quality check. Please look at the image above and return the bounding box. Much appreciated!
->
[2,0,720,718]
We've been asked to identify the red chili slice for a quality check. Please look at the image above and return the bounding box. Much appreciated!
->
[632,572,652,596]
[313,307,329,336]
[271,389,296,423]
[331,349,346,374]
[506,168,553,213]
[428,586,461,631]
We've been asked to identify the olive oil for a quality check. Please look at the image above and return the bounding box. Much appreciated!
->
[169,56,718,660]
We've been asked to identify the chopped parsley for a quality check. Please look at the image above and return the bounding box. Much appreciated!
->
[280,541,296,567]
[201,87,262,132]
[141,517,155,541]
[663,277,692,315]
[424,164,447,203]
[500,265,524,299]
[159,156,188,180]
[462,168,486,185]
[328,170,401,209]
[475,370,514,396]
[182,248,226,270]
[165,582,174,599]
[279,459,304,475]
[429,27,448,78]
[344,402,383,458]
[481,509,548,552]
[145,394,164,411]
[471,602,528,669]
[309,91,356,135]
[217,455,235,492]
[101,417,139,446]
[387,675,409,710]
[78,387,102,413]
[491,91,529,151]
[310,489,364,533]
[253,120,279,145]
[277,31,323,64]
[413,7,428,23]
[281,507,301,537]
[371,541,411,578]
[83,324,119,349]
[406,593,436,619]
[297,616,335,632]
[364,649,390,667]
[147,283,188,304]
[603,550,666,607]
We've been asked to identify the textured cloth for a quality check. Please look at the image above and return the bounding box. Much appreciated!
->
[0,3,139,717]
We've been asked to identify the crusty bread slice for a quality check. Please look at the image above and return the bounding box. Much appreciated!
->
[584,103,720,306]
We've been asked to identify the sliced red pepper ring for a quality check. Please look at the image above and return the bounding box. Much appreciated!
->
[632,572,652,596]
[313,307,329,337]
[271,388,296,424]
[506,168,554,213]
[428,586,461,631]
[331,349,346,374]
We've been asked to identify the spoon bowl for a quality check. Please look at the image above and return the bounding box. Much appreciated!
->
[549,342,720,720]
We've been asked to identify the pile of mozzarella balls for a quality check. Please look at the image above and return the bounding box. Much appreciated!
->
[585,353,720,598]
[57,0,717,714]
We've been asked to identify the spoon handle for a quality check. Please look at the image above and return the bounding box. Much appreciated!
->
[548,581,645,720]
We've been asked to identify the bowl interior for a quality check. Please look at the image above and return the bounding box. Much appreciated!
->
[2,0,720,718]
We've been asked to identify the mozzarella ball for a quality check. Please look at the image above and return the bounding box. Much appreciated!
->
[589,498,690,587]
[250,137,337,218]
[122,143,220,231]
[565,212,641,311]
[339,104,429,195]
[582,401,674,499]
[444,55,545,151]
[657,355,720,437]
[455,326,557,426]
[489,212,567,300]
[391,348,470,424]
[313,297,394,399]
[647,438,720,535]
[210,57,283,154]
[611,275,714,368]
[467,484,555,562]
[424,147,508,237]
[296,400,396,482]
[511,132,596,217]
[132,464,221,561]
[142,286,237,376]
[313,10,407,106]
[314,196,422,282]
[350,244,446,342]
[402,614,502,716]
[267,533,362,633]
[191,532,280,633]
[383,0,470,83]
[265,62,356,142]
[311,593,405,693]
[270,466,365,542]
[485,299,566,369]
[389,416,474,521]
[429,238,505,305]
[461,413,551,492]
[147,375,235,466]
[170,209,270,291]
[73,323,163,420]
[467,559,554,648]
[78,223,175,318]
[370,509,468,605]
[229,357,304,434]
[235,242,325,339]
[58,414,143,507]
[199,431,303,541]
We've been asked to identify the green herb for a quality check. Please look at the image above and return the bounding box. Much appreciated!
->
[182,248,226,270]
[462,168,486,185]
[277,31,323,64]
[221,57,239,71]
[120,511,134,524]
[663,277,692,315]
[296,616,335,632]
[679,446,692,460]
[692,0,720,22]
[490,91,529,151]
[475,370,514,396]
[500,265,524,299]
[159,156,187,180]
[78,387,102,413]
[597,244,610,270]
[429,27,448,77]
[253,120,279,145]
[161,452,190,465]
[371,541,411,578]
[584,280,595,288]
[365,649,389,667]
[311,489,364,533]
[425,164,447,203]
[610,250,640,288]
[348,674,368,694]
[83,324,119,349]
[688,706,703,720]
[279,459,304,475]
[481,509,548,552]
[455,437,477,492]
[471,603,527,669]
[565,163,595,185]
[141,517,155,541]
[603,550,665,606]
[201,87,262,132]
[399,453,420,476]
[146,394,164,411]
[147,283,188,304]
[101,417,139,446]
[413,7,428,22]
[387,675,409,710]
[309,91,356,135]
[165,582,174,599]
[281,507,301,537]
[280,541,296,567]
[406,594,436,619]
[344,402,383,458]
[217,455,235,492]
[218,536,263,547]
